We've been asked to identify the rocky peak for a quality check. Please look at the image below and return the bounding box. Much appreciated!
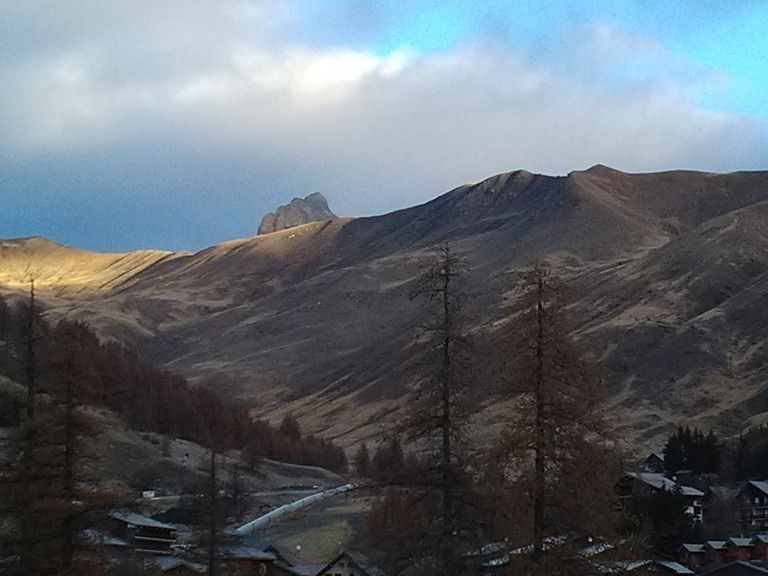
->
[258,193,337,235]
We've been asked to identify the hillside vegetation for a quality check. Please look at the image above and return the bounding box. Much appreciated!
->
[3,165,768,449]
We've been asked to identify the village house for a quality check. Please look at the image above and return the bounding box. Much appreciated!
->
[751,534,768,560]
[108,509,177,555]
[727,538,754,562]
[679,543,706,569]
[619,472,705,523]
[738,481,768,531]
[219,545,309,576]
[705,541,729,566]
[644,452,666,473]
[678,538,768,569]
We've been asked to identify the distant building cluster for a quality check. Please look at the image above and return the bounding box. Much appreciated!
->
[90,505,386,576]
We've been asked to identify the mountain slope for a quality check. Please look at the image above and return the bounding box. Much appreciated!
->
[4,165,768,449]
[0,236,181,292]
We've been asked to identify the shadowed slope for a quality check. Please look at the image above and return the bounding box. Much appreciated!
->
[4,166,768,448]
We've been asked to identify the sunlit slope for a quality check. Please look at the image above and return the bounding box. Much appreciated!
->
[0,236,181,292]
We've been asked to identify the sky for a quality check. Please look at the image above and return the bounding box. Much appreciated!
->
[1,1,767,253]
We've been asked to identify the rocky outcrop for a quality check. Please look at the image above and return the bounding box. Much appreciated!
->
[258,193,337,235]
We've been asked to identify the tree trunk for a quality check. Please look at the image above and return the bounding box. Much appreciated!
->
[441,261,454,573]
[532,269,546,561]
[208,448,218,576]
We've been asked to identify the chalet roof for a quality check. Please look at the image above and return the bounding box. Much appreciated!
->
[753,534,768,544]
[646,452,665,462]
[222,545,276,561]
[464,541,508,558]
[747,481,768,496]
[657,560,696,574]
[291,563,328,576]
[680,485,706,497]
[479,535,570,567]
[109,509,176,531]
[706,541,728,551]
[154,557,207,574]
[265,543,301,567]
[579,541,615,558]
[82,528,130,548]
[594,559,653,573]
[627,472,676,490]
[729,538,753,547]
[317,551,388,576]
[615,560,654,572]
[701,561,768,575]
[680,543,705,553]
[624,472,704,497]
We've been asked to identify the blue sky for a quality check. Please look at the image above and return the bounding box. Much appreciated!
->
[1,0,766,252]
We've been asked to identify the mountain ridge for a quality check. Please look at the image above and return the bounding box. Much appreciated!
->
[3,165,768,449]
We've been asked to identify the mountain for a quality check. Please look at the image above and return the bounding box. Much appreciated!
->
[3,165,768,450]
[257,192,337,235]
[0,236,181,292]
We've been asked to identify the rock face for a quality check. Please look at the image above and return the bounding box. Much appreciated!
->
[258,193,337,235]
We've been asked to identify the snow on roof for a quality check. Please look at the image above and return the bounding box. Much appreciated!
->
[706,540,728,550]
[82,528,130,548]
[625,472,703,496]
[579,541,615,558]
[657,560,695,574]
[680,543,705,553]
[480,538,560,566]
[291,563,328,576]
[481,554,510,567]
[154,557,206,573]
[593,559,653,573]
[508,534,568,556]
[729,537,753,547]
[680,485,705,497]
[749,480,768,496]
[317,551,388,576]
[626,472,676,490]
[464,541,508,557]
[222,545,276,560]
[109,509,176,531]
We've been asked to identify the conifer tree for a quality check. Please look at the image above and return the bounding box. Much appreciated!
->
[353,442,371,478]
[2,314,115,575]
[663,426,721,476]
[369,243,478,576]
[370,436,406,483]
[488,264,619,573]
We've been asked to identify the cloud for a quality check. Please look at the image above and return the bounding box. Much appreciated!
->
[0,1,766,251]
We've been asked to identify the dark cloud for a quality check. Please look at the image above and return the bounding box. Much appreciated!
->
[1,1,766,252]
